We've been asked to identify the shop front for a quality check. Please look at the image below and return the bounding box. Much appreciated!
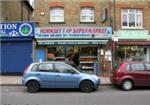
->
[0,22,35,74]
[35,27,112,75]
[115,30,150,62]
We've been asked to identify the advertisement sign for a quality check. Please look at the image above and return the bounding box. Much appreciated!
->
[35,27,112,39]
[0,22,35,37]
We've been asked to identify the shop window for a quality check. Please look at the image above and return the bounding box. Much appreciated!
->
[50,7,64,23]
[117,46,146,62]
[80,7,94,23]
[47,47,65,61]
[80,46,97,56]
[121,9,143,29]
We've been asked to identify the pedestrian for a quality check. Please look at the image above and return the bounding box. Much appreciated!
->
[73,52,79,66]
[64,54,76,68]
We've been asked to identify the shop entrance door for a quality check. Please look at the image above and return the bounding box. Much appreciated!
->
[36,49,45,62]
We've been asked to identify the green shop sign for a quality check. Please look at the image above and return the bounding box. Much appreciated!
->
[37,40,108,45]
[116,30,149,39]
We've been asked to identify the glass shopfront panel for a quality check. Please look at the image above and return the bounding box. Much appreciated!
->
[117,46,147,62]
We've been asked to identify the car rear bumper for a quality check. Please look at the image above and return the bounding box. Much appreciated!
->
[110,76,121,85]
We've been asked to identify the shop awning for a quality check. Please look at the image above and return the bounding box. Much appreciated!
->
[37,39,108,45]
[116,40,150,45]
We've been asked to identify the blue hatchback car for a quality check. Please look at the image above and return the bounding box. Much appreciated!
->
[22,62,100,93]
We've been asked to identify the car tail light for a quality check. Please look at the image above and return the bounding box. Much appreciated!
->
[23,65,30,76]
[114,64,124,77]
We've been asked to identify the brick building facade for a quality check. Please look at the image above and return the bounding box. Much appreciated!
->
[0,0,34,22]
[34,0,111,27]
[0,0,34,74]
[112,0,150,62]
[34,0,113,75]
[33,0,150,75]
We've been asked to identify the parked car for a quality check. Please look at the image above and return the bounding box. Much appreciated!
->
[110,61,150,91]
[22,62,100,93]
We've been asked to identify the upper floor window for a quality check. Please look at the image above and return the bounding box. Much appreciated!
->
[50,7,64,22]
[121,9,143,29]
[80,7,94,23]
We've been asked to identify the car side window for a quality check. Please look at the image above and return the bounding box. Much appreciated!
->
[31,64,38,71]
[55,63,77,74]
[131,63,145,71]
[125,64,130,71]
[145,63,150,71]
[38,63,53,72]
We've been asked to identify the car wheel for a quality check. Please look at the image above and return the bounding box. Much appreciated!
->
[27,81,40,93]
[121,80,133,91]
[80,81,94,93]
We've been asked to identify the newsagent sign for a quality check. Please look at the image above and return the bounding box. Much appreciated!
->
[0,22,35,37]
[35,27,112,39]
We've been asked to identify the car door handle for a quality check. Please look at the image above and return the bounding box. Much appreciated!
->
[36,73,41,76]
[56,75,61,77]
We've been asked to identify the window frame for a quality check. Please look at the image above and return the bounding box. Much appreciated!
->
[36,63,54,72]
[125,64,131,71]
[49,7,64,23]
[121,9,143,29]
[130,63,145,71]
[80,7,95,23]
[144,63,150,71]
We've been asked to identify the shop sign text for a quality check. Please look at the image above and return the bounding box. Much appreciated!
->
[0,22,35,37]
[35,27,112,39]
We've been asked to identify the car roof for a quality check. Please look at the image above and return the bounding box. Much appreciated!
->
[123,61,150,65]
[32,61,65,65]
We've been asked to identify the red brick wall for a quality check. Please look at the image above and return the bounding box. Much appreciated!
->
[113,0,150,31]
[34,0,111,27]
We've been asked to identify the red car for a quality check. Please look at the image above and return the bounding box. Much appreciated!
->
[110,62,150,91]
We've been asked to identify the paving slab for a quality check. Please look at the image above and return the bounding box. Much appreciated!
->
[0,75,111,86]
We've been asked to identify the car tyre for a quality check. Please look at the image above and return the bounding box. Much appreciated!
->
[80,81,94,93]
[121,80,133,91]
[27,81,40,93]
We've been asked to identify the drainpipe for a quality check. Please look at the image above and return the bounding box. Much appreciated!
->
[21,1,23,21]
[112,0,117,70]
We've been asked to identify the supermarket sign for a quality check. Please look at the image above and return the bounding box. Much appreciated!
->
[35,27,112,39]
[0,22,35,37]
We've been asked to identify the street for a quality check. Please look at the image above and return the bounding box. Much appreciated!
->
[1,86,150,105]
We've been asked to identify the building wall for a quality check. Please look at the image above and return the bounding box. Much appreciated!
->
[0,0,33,22]
[112,0,150,31]
[112,0,150,62]
[34,0,112,27]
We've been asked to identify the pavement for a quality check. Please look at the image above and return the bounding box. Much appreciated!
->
[0,75,111,86]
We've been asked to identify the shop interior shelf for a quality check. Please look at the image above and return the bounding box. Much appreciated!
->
[80,56,97,58]
[80,61,95,63]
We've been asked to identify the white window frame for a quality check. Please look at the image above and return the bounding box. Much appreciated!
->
[80,7,94,22]
[121,9,143,29]
[50,7,64,22]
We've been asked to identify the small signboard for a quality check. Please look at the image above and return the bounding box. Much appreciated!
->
[37,40,108,45]
[0,22,35,37]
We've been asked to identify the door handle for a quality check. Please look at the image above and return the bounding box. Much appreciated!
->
[56,75,61,77]
[36,73,41,75]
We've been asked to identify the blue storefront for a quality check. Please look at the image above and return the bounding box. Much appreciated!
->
[0,22,35,74]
